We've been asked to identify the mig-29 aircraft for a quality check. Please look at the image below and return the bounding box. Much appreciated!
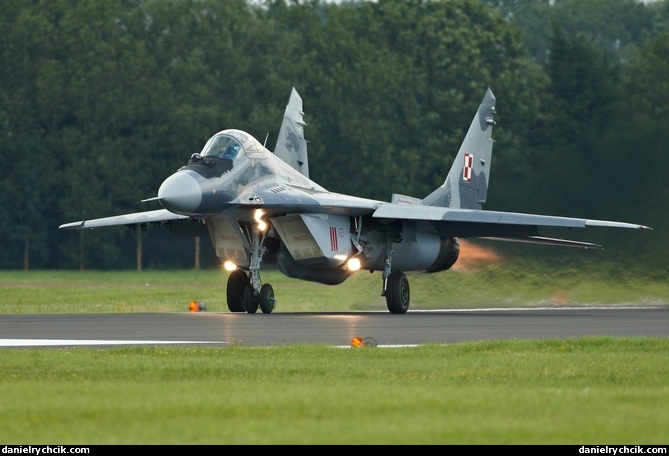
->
[60,87,651,314]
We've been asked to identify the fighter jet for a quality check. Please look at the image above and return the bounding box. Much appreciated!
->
[60,87,651,314]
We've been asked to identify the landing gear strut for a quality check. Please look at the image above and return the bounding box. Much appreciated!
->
[380,228,410,314]
[225,221,276,314]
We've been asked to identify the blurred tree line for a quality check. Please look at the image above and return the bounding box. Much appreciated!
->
[0,0,666,273]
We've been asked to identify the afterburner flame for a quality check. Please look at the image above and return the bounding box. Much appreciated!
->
[452,239,501,272]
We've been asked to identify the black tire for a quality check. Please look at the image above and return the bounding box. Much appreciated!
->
[386,271,410,314]
[226,270,249,312]
[244,284,258,314]
[259,283,275,314]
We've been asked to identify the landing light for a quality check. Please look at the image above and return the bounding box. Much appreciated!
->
[347,257,361,271]
[254,209,267,231]
[223,261,237,271]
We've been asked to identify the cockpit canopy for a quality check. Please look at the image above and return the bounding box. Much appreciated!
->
[202,133,243,160]
[185,130,267,178]
[200,129,265,161]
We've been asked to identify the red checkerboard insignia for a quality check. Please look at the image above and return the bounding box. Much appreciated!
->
[463,153,473,182]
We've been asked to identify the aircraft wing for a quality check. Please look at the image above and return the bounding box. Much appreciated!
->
[371,203,651,249]
[59,209,191,230]
[372,203,650,230]
[57,186,380,232]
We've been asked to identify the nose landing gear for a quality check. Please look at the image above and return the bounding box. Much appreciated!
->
[225,221,276,314]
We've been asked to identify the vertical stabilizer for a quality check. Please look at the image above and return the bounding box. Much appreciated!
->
[274,87,309,178]
[423,87,496,209]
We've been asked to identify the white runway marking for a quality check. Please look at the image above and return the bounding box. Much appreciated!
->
[0,339,221,347]
[409,306,660,312]
[0,339,419,349]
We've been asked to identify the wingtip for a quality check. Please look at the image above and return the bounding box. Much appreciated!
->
[585,220,653,230]
[59,221,84,230]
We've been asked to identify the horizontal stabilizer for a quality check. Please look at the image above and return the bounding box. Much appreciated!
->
[480,236,602,249]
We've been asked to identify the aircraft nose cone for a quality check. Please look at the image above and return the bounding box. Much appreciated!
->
[158,171,202,214]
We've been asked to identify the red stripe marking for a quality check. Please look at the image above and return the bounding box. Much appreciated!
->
[330,226,338,251]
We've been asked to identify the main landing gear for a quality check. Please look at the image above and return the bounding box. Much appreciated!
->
[384,271,410,314]
[226,222,410,315]
[380,228,410,314]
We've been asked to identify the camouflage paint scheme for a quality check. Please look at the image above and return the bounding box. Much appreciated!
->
[61,88,651,314]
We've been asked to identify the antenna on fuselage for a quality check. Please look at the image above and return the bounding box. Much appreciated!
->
[263,133,269,147]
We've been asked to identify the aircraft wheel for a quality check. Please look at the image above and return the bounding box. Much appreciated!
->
[226,270,249,312]
[244,285,259,314]
[259,283,275,314]
[386,271,410,314]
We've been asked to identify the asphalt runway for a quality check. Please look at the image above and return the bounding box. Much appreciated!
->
[1,307,668,347]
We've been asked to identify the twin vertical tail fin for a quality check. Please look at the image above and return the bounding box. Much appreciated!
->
[422,87,497,209]
[274,87,310,178]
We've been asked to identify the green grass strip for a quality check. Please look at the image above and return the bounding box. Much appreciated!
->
[0,337,668,444]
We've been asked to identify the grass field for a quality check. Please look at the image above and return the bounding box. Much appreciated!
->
[0,339,668,444]
[0,263,667,444]
[1,255,667,314]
